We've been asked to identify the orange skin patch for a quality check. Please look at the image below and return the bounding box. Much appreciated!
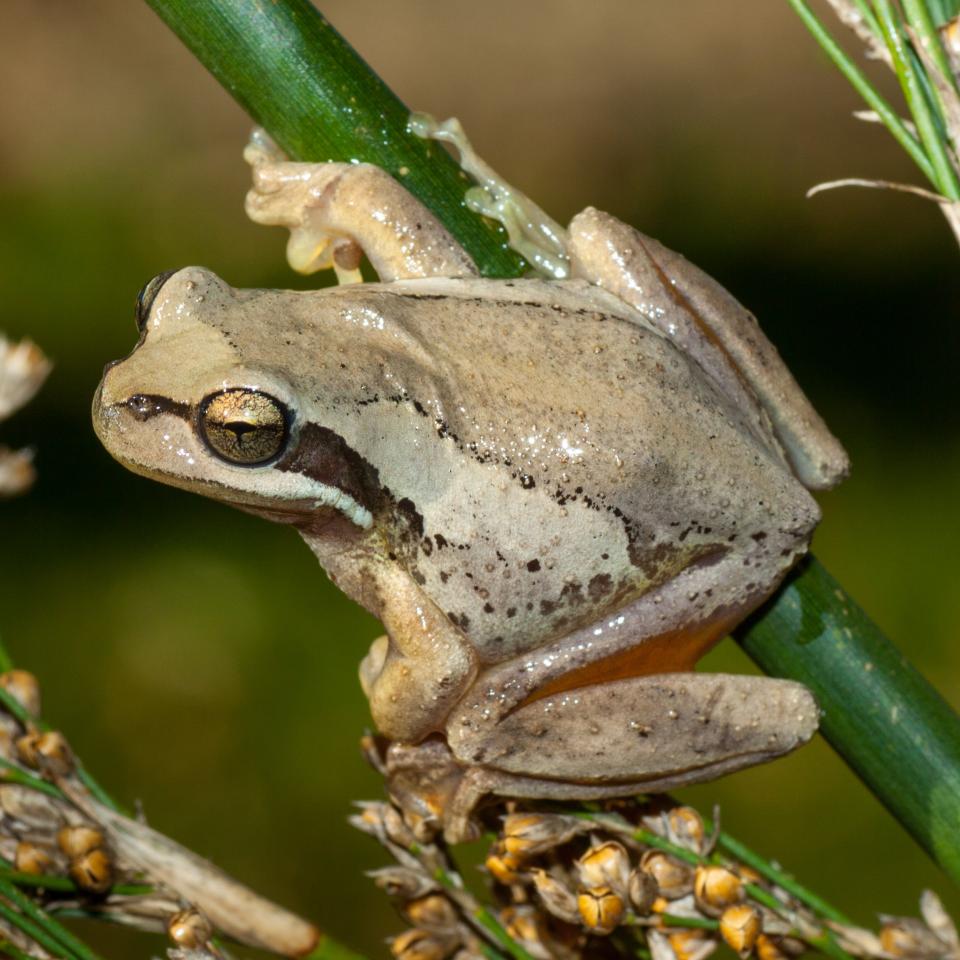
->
[519,605,745,707]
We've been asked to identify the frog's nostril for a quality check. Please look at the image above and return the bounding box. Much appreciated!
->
[101,358,122,378]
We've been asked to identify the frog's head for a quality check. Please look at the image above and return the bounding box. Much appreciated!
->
[92,267,376,530]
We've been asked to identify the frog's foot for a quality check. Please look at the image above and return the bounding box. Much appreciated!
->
[567,208,849,490]
[244,129,477,283]
[409,112,570,279]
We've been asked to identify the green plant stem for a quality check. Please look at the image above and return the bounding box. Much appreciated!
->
[143,0,523,277]
[143,0,960,884]
[0,877,101,960]
[736,557,960,884]
[786,0,937,183]
[874,0,960,197]
[902,0,960,91]
[702,819,852,926]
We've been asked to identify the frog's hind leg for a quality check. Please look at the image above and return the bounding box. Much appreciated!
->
[244,130,478,282]
[568,208,848,490]
[434,671,817,842]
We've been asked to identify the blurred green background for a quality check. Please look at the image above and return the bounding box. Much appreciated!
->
[1,1,959,956]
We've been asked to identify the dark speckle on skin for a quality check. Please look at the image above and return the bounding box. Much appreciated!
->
[588,573,613,600]
[527,559,541,573]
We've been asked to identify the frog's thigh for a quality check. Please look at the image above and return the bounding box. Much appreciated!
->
[246,160,478,281]
[567,208,848,490]
[447,672,817,789]
[363,576,479,744]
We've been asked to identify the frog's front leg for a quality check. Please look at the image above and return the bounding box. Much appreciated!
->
[244,132,478,283]
[305,534,479,743]
[567,208,849,491]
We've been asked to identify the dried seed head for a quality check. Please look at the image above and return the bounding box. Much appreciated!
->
[500,905,551,955]
[502,813,584,859]
[485,843,525,885]
[694,865,744,915]
[577,885,625,935]
[531,868,580,924]
[33,731,73,777]
[756,934,805,960]
[14,841,55,876]
[667,807,706,854]
[57,826,105,860]
[168,908,213,949]
[404,894,459,934]
[628,867,658,915]
[668,929,718,960]
[576,841,631,895]
[0,671,41,719]
[720,904,762,957]
[879,917,950,959]
[390,928,456,960]
[15,732,41,769]
[640,849,694,899]
[367,866,438,900]
[69,847,113,894]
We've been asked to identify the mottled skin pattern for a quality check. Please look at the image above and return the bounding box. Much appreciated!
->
[93,156,847,841]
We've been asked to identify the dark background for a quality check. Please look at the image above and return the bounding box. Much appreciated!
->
[1,1,958,955]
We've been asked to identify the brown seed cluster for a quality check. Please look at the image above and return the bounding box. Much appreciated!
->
[356,787,960,960]
[0,668,229,960]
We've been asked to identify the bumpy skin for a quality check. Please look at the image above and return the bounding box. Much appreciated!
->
[93,159,847,841]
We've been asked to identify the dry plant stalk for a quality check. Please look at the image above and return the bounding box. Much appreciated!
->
[354,738,959,960]
[0,668,320,959]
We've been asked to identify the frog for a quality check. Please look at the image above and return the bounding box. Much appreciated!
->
[92,123,848,842]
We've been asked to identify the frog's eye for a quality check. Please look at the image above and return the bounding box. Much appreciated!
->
[198,389,291,466]
[135,270,178,333]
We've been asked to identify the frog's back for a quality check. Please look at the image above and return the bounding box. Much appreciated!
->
[302,278,818,664]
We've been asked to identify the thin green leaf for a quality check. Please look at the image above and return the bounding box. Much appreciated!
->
[874,0,960,195]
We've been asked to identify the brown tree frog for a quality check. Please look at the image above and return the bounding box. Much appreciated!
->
[93,123,848,841]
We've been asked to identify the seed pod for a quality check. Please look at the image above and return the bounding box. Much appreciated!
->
[0,671,41,719]
[390,928,455,960]
[69,848,113,894]
[33,731,73,777]
[57,825,105,860]
[14,841,55,876]
[168,908,213,949]
[577,885,625,935]
[667,807,706,854]
[485,843,525,885]
[368,866,438,900]
[576,841,630,896]
[405,894,459,934]
[720,904,762,957]
[756,934,807,960]
[628,867,658,915]
[531,868,580,924]
[879,917,949,959]
[15,732,41,768]
[640,849,694,899]
[694,865,744,916]
[668,929,717,960]
[502,813,584,859]
[500,905,554,960]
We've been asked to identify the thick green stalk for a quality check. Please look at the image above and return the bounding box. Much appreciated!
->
[143,0,523,277]
[736,557,960,883]
[142,0,960,883]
